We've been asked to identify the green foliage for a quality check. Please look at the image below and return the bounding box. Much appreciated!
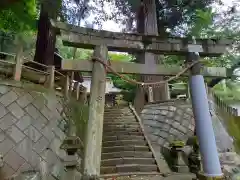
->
[107,52,137,102]
[0,0,37,32]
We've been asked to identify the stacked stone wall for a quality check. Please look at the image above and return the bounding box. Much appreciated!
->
[0,82,80,179]
[141,100,195,161]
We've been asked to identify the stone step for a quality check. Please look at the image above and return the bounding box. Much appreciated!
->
[100,172,161,178]
[104,121,139,126]
[103,119,137,124]
[103,135,145,141]
[101,157,156,166]
[104,108,130,112]
[104,124,140,130]
[102,145,150,153]
[104,115,134,119]
[103,127,142,133]
[102,139,147,147]
[104,110,132,113]
[100,164,158,174]
[102,151,154,159]
[103,131,144,137]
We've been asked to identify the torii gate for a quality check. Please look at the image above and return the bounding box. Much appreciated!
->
[51,20,232,179]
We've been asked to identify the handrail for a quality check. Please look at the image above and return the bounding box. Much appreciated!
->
[0,59,15,65]
[22,65,50,75]
[23,58,49,68]
[55,70,65,77]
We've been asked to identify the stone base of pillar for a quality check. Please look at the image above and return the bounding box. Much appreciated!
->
[81,174,100,180]
[196,172,224,180]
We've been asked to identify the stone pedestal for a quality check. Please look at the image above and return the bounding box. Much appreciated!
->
[170,141,189,173]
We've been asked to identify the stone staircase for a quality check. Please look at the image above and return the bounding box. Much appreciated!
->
[100,106,161,177]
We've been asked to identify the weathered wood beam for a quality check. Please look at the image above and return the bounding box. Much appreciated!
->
[51,20,233,57]
[61,60,231,78]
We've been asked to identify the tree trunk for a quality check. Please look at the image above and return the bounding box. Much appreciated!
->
[34,3,56,66]
[134,0,169,113]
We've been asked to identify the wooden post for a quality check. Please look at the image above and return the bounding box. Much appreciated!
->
[79,86,87,104]
[13,44,23,81]
[64,74,70,98]
[45,66,55,89]
[205,82,209,95]
[82,45,108,179]
[148,86,153,103]
[165,82,171,100]
[75,83,80,100]
[69,72,74,94]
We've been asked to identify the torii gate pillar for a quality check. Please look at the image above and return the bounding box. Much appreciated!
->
[82,45,108,179]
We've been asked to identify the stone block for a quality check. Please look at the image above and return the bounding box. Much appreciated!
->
[32,96,46,110]
[41,149,59,167]
[167,111,175,118]
[183,113,191,120]
[1,163,15,178]
[16,115,32,131]
[169,106,177,111]
[24,104,41,120]
[154,114,165,122]
[50,138,66,159]
[6,126,25,143]
[157,137,165,145]
[0,113,17,130]
[172,122,181,129]
[0,138,14,156]
[148,134,158,142]
[0,85,9,94]
[176,109,184,115]
[41,106,54,121]
[13,88,25,97]
[0,103,8,119]
[41,126,55,142]
[4,149,25,171]
[16,162,32,174]
[0,130,5,142]
[141,114,154,120]
[0,90,18,106]
[29,91,40,99]
[52,127,66,141]
[160,110,168,115]
[182,120,190,127]
[152,129,161,136]
[7,102,25,119]
[159,131,169,139]
[169,128,180,136]
[16,93,33,108]
[162,123,171,130]
[144,119,157,127]
[32,115,48,131]
[33,136,49,154]
[15,138,33,161]
[174,115,182,122]
[178,125,187,134]
[24,125,42,143]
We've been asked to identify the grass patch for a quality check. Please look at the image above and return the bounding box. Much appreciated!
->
[217,107,240,152]
[61,97,89,142]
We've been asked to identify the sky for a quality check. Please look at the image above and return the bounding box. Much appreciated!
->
[82,0,239,32]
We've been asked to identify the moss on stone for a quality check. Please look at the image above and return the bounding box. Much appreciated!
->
[61,97,89,142]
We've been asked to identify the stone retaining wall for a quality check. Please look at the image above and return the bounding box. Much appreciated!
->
[0,82,80,179]
[141,100,195,162]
